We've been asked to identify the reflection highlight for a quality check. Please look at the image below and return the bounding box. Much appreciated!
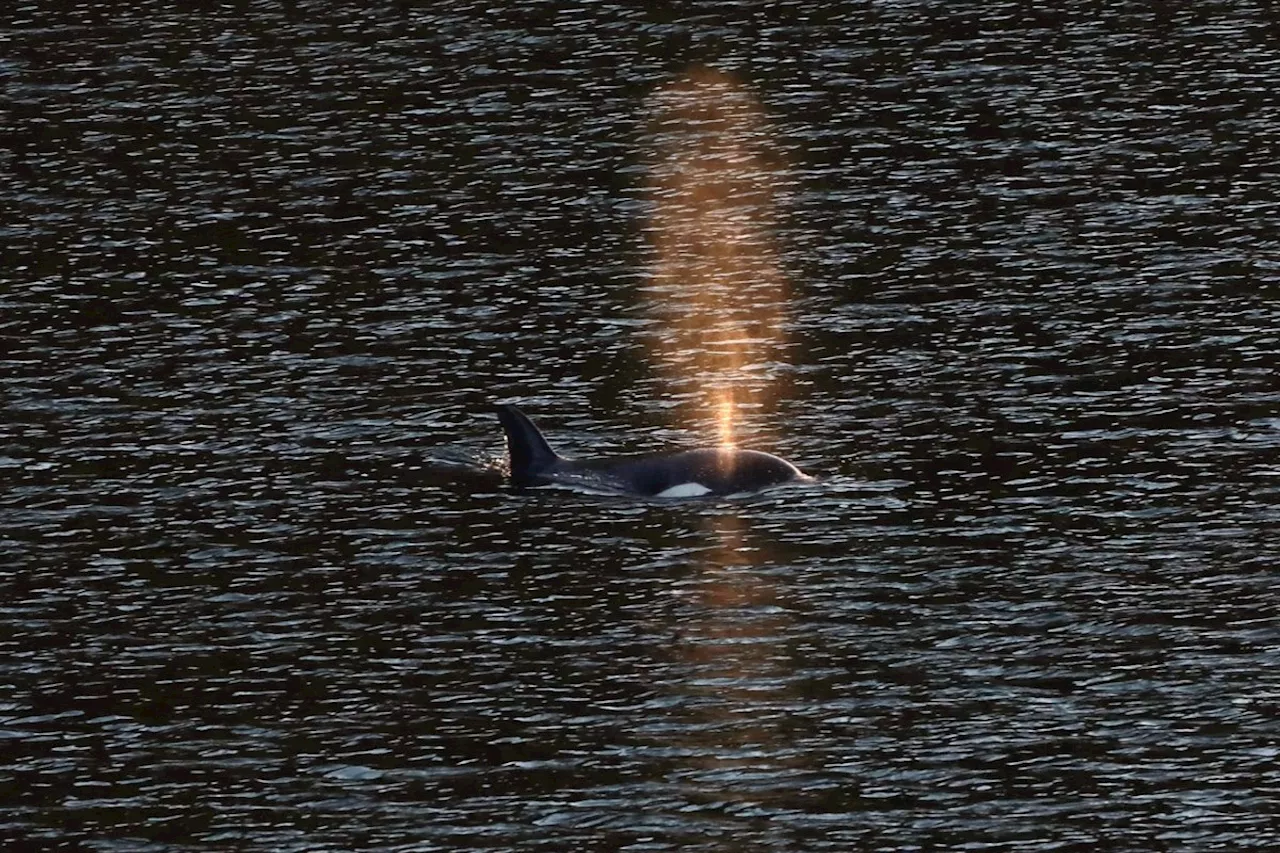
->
[643,67,791,447]
[641,65,816,819]
[661,512,818,812]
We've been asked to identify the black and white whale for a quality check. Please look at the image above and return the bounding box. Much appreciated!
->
[496,404,811,497]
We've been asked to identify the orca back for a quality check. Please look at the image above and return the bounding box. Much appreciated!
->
[496,405,561,484]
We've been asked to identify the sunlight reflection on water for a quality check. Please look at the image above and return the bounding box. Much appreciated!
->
[643,66,794,448]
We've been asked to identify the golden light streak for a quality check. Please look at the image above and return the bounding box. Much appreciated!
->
[641,72,805,805]
[715,389,736,449]
[642,66,789,448]
[654,512,809,805]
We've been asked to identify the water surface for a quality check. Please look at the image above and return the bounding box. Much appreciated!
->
[3,2,1279,850]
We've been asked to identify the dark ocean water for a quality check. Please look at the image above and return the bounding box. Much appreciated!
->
[3,1,1279,850]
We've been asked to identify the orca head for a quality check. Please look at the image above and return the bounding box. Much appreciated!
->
[703,447,809,495]
[611,447,808,497]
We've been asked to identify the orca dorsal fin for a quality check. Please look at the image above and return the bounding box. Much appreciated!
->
[495,404,561,483]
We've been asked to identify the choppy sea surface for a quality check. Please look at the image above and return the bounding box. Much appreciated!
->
[4,2,1279,850]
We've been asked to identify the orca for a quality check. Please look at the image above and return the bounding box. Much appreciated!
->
[495,404,811,498]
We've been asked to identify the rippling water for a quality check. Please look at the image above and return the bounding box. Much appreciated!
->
[4,2,1279,850]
